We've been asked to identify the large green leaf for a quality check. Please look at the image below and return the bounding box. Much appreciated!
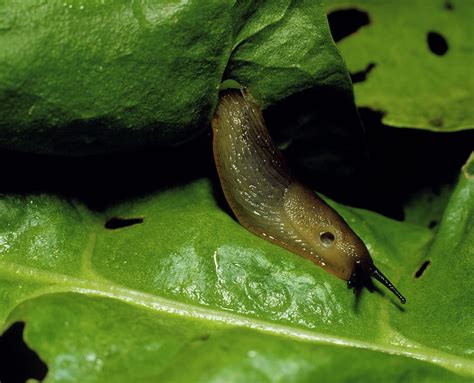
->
[227,1,350,108]
[0,0,350,154]
[325,0,474,131]
[1,154,473,382]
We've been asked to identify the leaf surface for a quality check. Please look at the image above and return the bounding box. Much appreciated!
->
[1,156,473,382]
[326,0,474,131]
[0,0,350,154]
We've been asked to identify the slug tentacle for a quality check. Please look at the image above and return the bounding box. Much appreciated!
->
[212,89,406,304]
[371,266,406,304]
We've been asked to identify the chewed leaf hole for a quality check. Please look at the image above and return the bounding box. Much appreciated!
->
[444,1,454,11]
[351,62,376,83]
[430,117,444,128]
[428,220,438,229]
[192,334,210,342]
[415,260,431,278]
[0,322,48,383]
[427,31,448,56]
[327,8,370,43]
[105,217,144,229]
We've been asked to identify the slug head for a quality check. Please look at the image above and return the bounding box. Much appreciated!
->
[283,182,406,304]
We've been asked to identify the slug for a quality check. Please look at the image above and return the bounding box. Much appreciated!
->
[212,89,406,304]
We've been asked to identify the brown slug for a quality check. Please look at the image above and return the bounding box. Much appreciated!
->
[212,89,406,304]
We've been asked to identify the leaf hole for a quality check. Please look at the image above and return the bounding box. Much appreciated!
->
[429,117,444,128]
[427,31,449,56]
[444,1,454,11]
[415,260,431,278]
[428,220,438,229]
[105,217,144,229]
[351,62,376,83]
[191,333,210,343]
[327,8,370,43]
[0,322,48,383]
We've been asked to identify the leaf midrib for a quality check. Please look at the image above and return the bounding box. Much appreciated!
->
[1,259,472,377]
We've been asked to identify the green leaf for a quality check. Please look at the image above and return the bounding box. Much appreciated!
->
[325,0,474,131]
[0,0,234,153]
[9,295,471,383]
[392,154,474,355]
[1,154,473,381]
[0,0,350,154]
[227,0,351,108]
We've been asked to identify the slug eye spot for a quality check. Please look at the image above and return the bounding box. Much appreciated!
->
[320,232,335,247]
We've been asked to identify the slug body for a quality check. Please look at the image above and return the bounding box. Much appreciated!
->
[212,90,405,304]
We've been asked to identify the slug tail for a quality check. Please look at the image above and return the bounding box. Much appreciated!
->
[371,266,406,304]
